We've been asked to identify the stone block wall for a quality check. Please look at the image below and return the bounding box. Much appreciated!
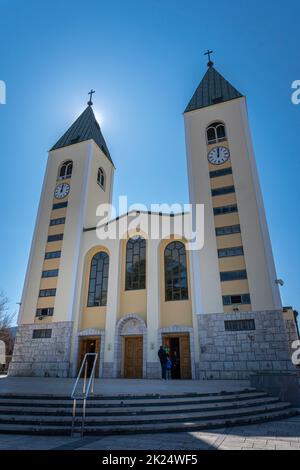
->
[146,362,161,379]
[197,310,295,380]
[8,321,73,378]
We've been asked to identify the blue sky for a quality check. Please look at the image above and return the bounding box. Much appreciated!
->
[0,0,299,319]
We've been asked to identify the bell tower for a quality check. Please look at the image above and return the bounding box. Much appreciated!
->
[10,97,114,377]
[184,57,282,314]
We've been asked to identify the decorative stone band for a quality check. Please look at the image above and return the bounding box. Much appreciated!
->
[8,321,73,378]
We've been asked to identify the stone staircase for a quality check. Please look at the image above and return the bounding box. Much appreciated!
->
[0,388,297,436]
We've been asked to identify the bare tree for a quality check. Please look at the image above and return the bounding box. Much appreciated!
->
[0,292,15,357]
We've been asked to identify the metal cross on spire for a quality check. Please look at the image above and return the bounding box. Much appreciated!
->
[87,89,95,106]
[204,50,214,68]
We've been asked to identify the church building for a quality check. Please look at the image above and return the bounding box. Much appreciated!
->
[9,57,297,380]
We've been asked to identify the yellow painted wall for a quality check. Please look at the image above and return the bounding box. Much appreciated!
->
[81,306,106,330]
[214,213,240,228]
[224,304,251,313]
[39,277,58,289]
[159,239,193,328]
[36,298,55,309]
[219,256,246,271]
[210,174,234,189]
[43,259,60,271]
[34,316,53,324]
[48,224,65,236]
[212,193,237,208]
[49,207,67,220]
[217,234,243,249]
[45,241,63,253]
[221,280,250,295]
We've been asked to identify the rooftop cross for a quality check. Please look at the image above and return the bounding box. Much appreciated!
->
[204,50,214,68]
[87,89,95,106]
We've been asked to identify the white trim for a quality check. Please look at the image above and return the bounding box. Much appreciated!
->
[17,154,52,324]
[158,325,196,379]
[239,100,282,309]
[74,329,105,378]
[114,314,147,378]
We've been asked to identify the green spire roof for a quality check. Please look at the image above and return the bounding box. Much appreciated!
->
[51,105,113,164]
[185,65,243,113]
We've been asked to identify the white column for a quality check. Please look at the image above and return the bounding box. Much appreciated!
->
[146,239,160,378]
[189,249,205,374]
[103,240,120,377]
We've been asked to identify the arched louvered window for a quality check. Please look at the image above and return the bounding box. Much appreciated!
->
[164,241,189,301]
[206,122,227,144]
[125,236,146,290]
[58,160,73,180]
[87,252,109,307]
[97,167,105,189]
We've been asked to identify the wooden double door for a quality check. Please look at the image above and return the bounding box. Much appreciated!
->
[123,336,143,379]
[78,337,100,378]
[163,334,191,379]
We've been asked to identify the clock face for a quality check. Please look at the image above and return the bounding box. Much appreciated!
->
[54,183,70,199]
[208,146,230,165]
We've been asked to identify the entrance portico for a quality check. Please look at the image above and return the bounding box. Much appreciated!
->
[114,314,147,378]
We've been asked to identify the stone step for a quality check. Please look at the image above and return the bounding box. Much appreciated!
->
[0,408,297,436]
[0,391,269,408]
[0,388,257,401]
[0,402,293,427]
[0,396,280,416]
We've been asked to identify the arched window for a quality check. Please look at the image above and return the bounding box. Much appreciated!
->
[125,236,146,290]
[87,252,109,307]
[58,160,73,180]
[97,167,105,189]
[164,241,188,301]
[206,122,227,145]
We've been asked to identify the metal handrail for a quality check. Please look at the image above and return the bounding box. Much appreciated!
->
[71,352,98,437]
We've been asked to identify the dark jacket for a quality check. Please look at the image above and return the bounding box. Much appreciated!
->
[158,348,168,365]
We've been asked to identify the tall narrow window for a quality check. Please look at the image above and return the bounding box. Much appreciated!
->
[58,160,73,180]
[87,252,109,307]
[206,122,227,144]
[97,167,105,189]
[125,236,146,290]
[164,241,188,301]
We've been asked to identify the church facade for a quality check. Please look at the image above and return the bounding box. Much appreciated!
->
[9,60,297,380]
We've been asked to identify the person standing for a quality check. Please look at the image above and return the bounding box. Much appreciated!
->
[158,345,168,380]
[166,354,173,380]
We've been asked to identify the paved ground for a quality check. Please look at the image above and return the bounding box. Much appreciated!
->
[0,376,251,396]
[0,415,300,450]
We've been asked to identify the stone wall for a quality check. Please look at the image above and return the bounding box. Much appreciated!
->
[197,310,295,380]
[283,310,299,351]
[8,321,73,378]
[146,362,161,379]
